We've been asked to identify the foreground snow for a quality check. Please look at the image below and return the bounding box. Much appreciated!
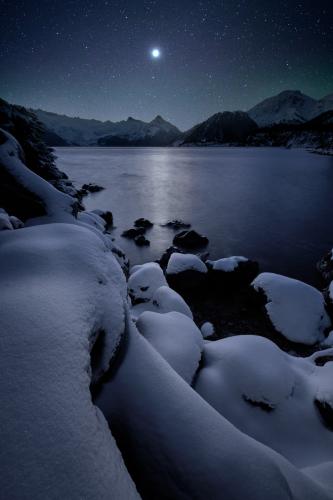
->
[0,223,139,499]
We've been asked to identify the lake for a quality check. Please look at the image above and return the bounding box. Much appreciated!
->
[55,147,333,285]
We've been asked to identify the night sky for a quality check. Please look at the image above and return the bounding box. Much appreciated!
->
[1,0,332,129]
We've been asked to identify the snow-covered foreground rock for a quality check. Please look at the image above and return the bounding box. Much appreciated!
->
[195,336,333,470]
[252,272,330,345]
[137,311,203,383]
[0,223,139,499]
[96,317,332,500]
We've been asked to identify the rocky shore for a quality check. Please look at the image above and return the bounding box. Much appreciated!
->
[1,102,333,500]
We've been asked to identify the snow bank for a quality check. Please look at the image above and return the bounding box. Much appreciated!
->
[0,129,77,221]
[0,223,139,499]
[128,262,167,303]
[195,335,333,468]
[207,256,248,272]
[96,317,331,500]
[252,272,330,345]
[137,311,203,383]
[166,252,207,274]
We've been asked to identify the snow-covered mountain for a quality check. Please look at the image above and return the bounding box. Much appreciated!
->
[180,111,258,145]
[33,109,181,146]
[98,115,181,146]
[248,90,318,127]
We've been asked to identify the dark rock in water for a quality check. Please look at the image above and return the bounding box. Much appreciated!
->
[134,235,150,246]
[173,230,209,249]
[134,218,153,228]
[158,246,184,269]
[92,209,113,227]
[81,183,105,194]
[163,220,191,230]
[317,250,333,284]
[206,258,259,290]
[122,227,146,239]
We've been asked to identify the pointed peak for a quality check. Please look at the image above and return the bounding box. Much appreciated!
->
[151,114,166,123]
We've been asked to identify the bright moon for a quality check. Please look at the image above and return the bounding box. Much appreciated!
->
[151,48,160,58]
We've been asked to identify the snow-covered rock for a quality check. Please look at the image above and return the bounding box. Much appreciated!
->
[251,273,330,345]
[96,318,332,500]
[207,255,259,288]
[207,256,249,272]
[131,284,193,321]
[195,335,333,468]
[0,209,24,231]
[0,212,14,230]
[128,262,167,304]
[0,222,139,499]
[201,321,215,338]
[166,252,207,274]
[136,311,203,383]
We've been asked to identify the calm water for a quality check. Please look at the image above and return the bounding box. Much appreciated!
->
[55,147,333,284]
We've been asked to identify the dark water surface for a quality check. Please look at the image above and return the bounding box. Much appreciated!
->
[55,147,333,284]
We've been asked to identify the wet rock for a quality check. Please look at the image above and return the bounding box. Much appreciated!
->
[92,209,113,227]
[163,220,191,230]
[173,230,209,249]
[81,183,105,194]
[317,250,333,284]
[122,227,146,239]
[134,218,153,228]
[134,235,150,247]
[158,246,184,269]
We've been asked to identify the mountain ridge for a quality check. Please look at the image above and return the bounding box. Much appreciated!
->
[28,89,333,147]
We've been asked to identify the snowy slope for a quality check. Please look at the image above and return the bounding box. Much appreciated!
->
[248,91,317,127]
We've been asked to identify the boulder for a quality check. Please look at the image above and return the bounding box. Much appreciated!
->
[173,230,209,249]
[81,182,104,193]
[122,227,146,239]
[134,217,153,228]
[163,220,191,230]
[92,209,113,227]
[134,234,150,246]
[166,253,208,295]
[206,256,259,289]
[251,273,330,345]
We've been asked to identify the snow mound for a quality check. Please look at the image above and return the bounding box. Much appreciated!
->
[131,284,193,321]
[152,285,193,318]
[195,335,333,468]
[252,272,330,345]
[128,262,167,303]
[207,256,248,272]
[97,317,331,500]
[166,252,207,274]
[201,321,215,338]
[0,222,139,499]
[137,311,203,383]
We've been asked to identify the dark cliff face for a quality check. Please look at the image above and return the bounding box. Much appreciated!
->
[181,111,258,145]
